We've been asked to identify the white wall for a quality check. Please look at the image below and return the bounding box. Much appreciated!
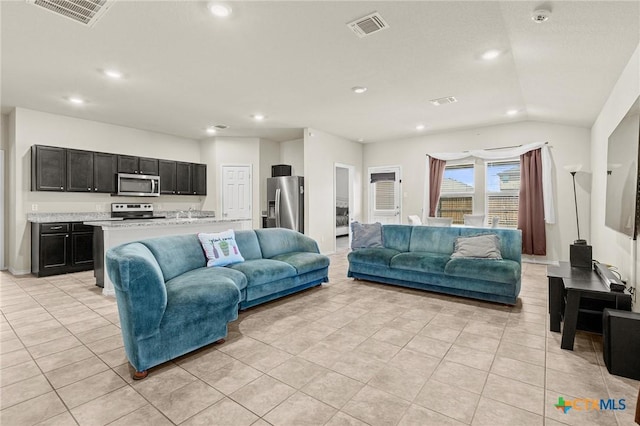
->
[208,137,261,228]
[259,139,281,215]
[280,138,304,176]
[304,128,363,253]
[591,43,640,311]
[363,121,592,263]
[336,167,349,201]
[1,114,8,270]
[9,107,203,274]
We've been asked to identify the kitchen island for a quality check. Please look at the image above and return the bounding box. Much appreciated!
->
[85,217,253,296]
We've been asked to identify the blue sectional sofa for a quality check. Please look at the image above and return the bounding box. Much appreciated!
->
[347,225,522,305]
[106,228,329,378]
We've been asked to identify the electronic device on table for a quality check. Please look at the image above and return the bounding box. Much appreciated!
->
[594,262,626,292]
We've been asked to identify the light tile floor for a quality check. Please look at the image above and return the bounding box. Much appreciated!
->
[1,251,638,425]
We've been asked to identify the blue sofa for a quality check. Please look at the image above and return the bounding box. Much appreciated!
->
[106,228,329,378]
[347,225,521,305]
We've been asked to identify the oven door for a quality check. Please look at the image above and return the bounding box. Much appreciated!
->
[117,173,160,197]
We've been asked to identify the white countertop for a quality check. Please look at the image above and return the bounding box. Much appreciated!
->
[27,210,217,224]
[84,217,248,229]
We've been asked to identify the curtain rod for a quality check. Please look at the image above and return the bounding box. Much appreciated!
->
[483,141,550,151]
[425,141,550,156]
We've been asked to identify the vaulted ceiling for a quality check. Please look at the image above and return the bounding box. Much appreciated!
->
[2,1,639,143]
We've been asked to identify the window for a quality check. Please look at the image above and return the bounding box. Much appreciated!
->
[486,160,520,228]
[437,164,474,224]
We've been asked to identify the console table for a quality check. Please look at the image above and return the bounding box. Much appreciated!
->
[547,261,632,350]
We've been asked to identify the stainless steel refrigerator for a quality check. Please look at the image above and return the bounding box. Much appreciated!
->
[266,176,304,233]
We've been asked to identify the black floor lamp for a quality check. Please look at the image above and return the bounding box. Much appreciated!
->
[564,164,592,267]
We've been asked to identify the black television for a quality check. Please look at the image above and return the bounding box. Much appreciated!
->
[605,96,640,239]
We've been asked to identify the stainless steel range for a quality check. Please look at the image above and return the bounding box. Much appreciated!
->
[111,203,166,220]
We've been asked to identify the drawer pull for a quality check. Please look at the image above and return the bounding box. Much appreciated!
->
[50,226,63,230]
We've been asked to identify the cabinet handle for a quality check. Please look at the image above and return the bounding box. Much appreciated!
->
[94,188,97,191]
[50,226,63,230]
[60,186,63,189]
[65,235,69,238]
[87,187,91,191]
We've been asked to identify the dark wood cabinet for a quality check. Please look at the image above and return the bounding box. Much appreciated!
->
[32,145,206,196]
[93,152,117,193]
[159,160,177,194]
[117,155,139,174]
[138,157,159,176]
[31,222,94,277]
[193,163,207,195]
[71,223,94,267]
[32,145,66,191]
[117,156,159,175]
[176,162,192,195]
[66,149,93,192]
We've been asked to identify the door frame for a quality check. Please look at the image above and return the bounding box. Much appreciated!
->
[334,162,355,252]
[368,165,402,223]
[220,164,253,220]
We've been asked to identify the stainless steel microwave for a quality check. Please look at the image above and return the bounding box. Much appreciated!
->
[116,173,160,197]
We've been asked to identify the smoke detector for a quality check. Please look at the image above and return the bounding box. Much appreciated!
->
[531,9,551,23]
[27,0,115,27]
[347,12,389,38]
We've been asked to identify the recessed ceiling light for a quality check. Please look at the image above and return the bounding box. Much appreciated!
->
[506,109,519,116]
[531,9,551,23]
[357,138,364,142]
[416,124,426,131]
[481,49,501,61]
[429,96,458,106]
[206,127,217,135]
[252,114,266,121]
[352,86,367,94]
[208,3,232,17]
[68,97,85,105]
[104,69,123,79]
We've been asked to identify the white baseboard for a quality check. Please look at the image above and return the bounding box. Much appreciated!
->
[521,255,558,266]
[8,267,31,276]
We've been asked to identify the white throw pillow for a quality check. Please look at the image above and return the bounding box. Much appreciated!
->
[198,230,245,267]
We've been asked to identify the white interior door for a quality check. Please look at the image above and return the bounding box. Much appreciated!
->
[369,166,401,224]
[222,165,252,219]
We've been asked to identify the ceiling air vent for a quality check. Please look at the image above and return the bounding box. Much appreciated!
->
[347,12,389,38]
[214,124,229,130]
[429,96,458,106]
[27,0,115,27]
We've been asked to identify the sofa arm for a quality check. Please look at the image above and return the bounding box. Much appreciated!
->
[106,243,168,340]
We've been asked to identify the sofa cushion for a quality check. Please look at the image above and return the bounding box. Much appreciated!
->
[348,248,401,268]
[271,252,330,275]
[166,266,248,292]
[390,252,451,274]
[350,222,383,249]
[198,230,245,267]
[140,234,206,281]
[255,228,319,258]
[382,225,413,252]
[444,258,521,285]
[409,226,460,254]
[234,230,263,260]
[229,259,297,287]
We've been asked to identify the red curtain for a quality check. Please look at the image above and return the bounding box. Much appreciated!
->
[518,149,546,255]
[429,157,446,217]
